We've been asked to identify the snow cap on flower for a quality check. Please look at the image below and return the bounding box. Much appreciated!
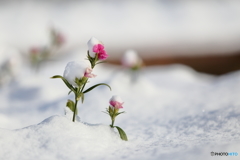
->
[109,95,124,109]
[121,50,142,68]
[87,37,108,60]
[63,61,96,87]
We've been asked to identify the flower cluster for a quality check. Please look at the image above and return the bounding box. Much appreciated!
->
[52,37,127,141]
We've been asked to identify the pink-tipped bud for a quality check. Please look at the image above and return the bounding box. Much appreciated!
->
[84,68,97,78]
[56,33,65,45]
[30,47,40,55]
[109,95,124,109]
[87,37,108,60]
[121,50,142,68]
[63,61,96,87]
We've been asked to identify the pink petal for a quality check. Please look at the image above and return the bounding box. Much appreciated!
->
[93,44,105,53]
[85,73,96,78]
[110,101,123,109]
[93,45,99,52]
[98,44,104,50]
[84,68,96,78]
[98,50,108,60]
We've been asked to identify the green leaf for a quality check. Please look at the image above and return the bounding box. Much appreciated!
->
[68,90,72,95]
[115,126,128,141]
[116,111,126,116]
[102,111,109,115]
[96,61,106,65]
[83,83,111,94]
[66,99,77,114]
[51,75,76,93]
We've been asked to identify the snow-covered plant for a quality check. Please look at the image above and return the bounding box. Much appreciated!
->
[51,37,111,122]
[104,95,128,141]
[121,50,143,70]
[50,27,65,47]
[121,50,143,83]
[87,37,108,68]
[28,27,66,70]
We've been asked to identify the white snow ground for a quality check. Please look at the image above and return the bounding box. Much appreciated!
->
[0,52,240,159]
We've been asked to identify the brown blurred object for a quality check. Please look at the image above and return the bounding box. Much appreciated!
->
[107,51,240,75]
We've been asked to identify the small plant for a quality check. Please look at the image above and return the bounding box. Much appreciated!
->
[104,95,128,141]
[121,50,143,71]
[121,50,143,82]
[51,37,110,122]
[51,37,127,141]
[28,27,66,70]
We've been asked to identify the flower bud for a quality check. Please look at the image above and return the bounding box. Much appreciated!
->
[109,95,124,109]
[63,61,96,87]
[87,37,108,60]
[121,50,142,69]
[51,28,65,46]
[29,47,40,55]
[84,68,96,78]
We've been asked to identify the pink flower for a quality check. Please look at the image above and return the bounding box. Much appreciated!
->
[84,68,96,78]
[87,37,108,60]
[93,44,104,53]
[109,95,124,109]
[30,47,40,55]
[56,33,65,45]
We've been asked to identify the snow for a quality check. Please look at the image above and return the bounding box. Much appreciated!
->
[0,1,240,159]
[0,115,125,160]
[63,60,91,87]
[0,57,240,159]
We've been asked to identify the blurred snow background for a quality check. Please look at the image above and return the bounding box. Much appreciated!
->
[0,0,240,159]
[0,0,240,57]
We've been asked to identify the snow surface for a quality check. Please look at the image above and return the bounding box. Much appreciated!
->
[0,50,240,159]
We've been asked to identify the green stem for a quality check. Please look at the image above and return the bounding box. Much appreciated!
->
[72,98,78,122]
[72,87,81,122]
[110,118,115,128]
[71,55,98,122]
[72,78,89,122]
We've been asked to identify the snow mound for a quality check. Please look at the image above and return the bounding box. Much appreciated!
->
[0,115,126,160]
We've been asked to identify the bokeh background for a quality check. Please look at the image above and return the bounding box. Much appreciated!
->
[1,2,240,159]
[1,0,240,75]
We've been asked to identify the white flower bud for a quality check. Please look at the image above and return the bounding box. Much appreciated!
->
[121,50,142,68]
[63,61,91,87]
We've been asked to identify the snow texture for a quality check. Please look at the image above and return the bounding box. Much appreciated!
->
[0,59,240,160]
